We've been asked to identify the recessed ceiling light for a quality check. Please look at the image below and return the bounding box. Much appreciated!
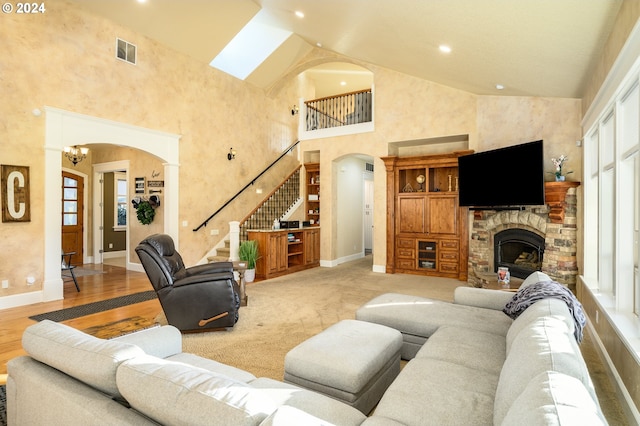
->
[439,45,451,54]
[295,10,304,18]
[340,81,347,86]
[496,84,505,90]
[316,42,322,48]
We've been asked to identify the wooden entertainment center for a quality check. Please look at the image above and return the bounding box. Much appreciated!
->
[382,151,472,280]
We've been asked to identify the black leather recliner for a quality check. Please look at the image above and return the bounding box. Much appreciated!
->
[135,233,240,331]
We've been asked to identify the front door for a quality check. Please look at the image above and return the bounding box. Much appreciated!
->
[62,171,84,266]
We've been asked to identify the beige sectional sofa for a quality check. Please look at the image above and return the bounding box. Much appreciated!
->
[7,271,607,425]
[7,320,366,426]
[356,271,607,425]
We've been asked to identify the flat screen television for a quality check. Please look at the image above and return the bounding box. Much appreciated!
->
[458,140,545,208]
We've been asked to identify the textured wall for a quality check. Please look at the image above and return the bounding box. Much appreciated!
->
[0,1,298,299]
[0,0,585,303]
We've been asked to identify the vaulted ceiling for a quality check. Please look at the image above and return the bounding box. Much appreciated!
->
[68,0,622,98]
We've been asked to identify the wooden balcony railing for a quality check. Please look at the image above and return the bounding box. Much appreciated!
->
[305,89,372,131]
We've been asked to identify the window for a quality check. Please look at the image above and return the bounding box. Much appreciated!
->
[584,72,640,316]
[62,176,78,226]
[114,172,127,231]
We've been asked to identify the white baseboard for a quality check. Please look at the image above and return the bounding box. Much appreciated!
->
[320,252,364,268]
[372,264,386,273]
[127,262,145,273]
[0,290,49,310]
[103,250,126,259]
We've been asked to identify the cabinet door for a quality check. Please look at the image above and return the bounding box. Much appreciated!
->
[397,196,425,233]
[427,195,457,235]
[268,233,287,273]
[304,228,320,265]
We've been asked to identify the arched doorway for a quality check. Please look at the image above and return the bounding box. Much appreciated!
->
[43,107,180,302]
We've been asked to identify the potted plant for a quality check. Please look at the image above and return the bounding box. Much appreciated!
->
[238,240,259,283]
[549,155,573,182]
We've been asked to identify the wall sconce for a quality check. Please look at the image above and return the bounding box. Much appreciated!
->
[63,145,89,166]
[291,105,299,116]
[227,147,236,161]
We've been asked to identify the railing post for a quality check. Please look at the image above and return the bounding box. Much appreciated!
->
[229,221,240,261]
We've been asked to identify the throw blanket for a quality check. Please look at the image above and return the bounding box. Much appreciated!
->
[503,280,586,344]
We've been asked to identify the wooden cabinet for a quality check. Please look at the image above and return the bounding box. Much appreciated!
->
[383,152,471,280]
[305,163,320,226]
[248,227,321,280]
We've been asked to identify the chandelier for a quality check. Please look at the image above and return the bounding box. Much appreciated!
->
[63,146,89,166]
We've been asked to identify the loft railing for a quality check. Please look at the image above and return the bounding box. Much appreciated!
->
[193,140,300,232]
[305,88,372,131]
[239,166,301,241]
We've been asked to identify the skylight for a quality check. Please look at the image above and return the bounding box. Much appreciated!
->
[210,11,292,80]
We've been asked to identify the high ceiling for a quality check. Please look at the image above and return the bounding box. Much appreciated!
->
[68,0,622,98]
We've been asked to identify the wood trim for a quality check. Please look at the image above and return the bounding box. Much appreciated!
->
[545,181,580,224]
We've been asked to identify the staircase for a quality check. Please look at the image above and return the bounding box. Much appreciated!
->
[208,167,301,262]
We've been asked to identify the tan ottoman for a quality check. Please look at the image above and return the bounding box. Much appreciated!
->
[284,319,402,414]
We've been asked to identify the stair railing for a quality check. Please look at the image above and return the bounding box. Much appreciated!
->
[305,88,372,131]
[193,140,300,232]
[239,166,301,241]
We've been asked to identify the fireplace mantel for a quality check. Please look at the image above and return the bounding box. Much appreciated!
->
[545,181,580,224]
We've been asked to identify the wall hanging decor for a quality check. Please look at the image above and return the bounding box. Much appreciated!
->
[132,195,160,225]
[1,165,30,222]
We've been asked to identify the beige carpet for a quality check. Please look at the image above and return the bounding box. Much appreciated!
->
[158,256,627,425]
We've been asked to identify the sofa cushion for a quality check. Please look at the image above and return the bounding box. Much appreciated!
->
[415,325,506,375]
[519,271,551,289]
[501,371,606,425]
[112,324,182,358]
[250,378,366,426]
[453,286,515,310]
[356,293,513,340]
[374,358,497,426]
[504,281,586,344]
[166,352,257,383]
[259,406,362,426]
[22,320,145,398]
[505,298,575,354]
[494,316,596,425]
[117,355,277,426]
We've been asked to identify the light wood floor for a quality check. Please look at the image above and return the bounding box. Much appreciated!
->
[0,263,161,384]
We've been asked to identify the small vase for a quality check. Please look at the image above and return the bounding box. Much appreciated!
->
[555,175,565,182]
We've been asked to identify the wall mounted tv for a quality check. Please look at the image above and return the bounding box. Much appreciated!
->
[458,140,545,208]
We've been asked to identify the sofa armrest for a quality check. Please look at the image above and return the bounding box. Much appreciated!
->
[453,287,514,311]
[112,325,182,358]
[173,272,234,287]
[185,261,233,276]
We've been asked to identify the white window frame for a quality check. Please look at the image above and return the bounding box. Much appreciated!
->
[113,171,127,232]
[583,53,640,347]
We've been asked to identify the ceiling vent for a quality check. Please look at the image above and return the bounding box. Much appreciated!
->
[116,38,136,65]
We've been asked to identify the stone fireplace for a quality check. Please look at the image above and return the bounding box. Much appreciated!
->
[467,183,579,288]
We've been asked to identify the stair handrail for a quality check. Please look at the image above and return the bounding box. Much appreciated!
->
[193,140,300,232]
